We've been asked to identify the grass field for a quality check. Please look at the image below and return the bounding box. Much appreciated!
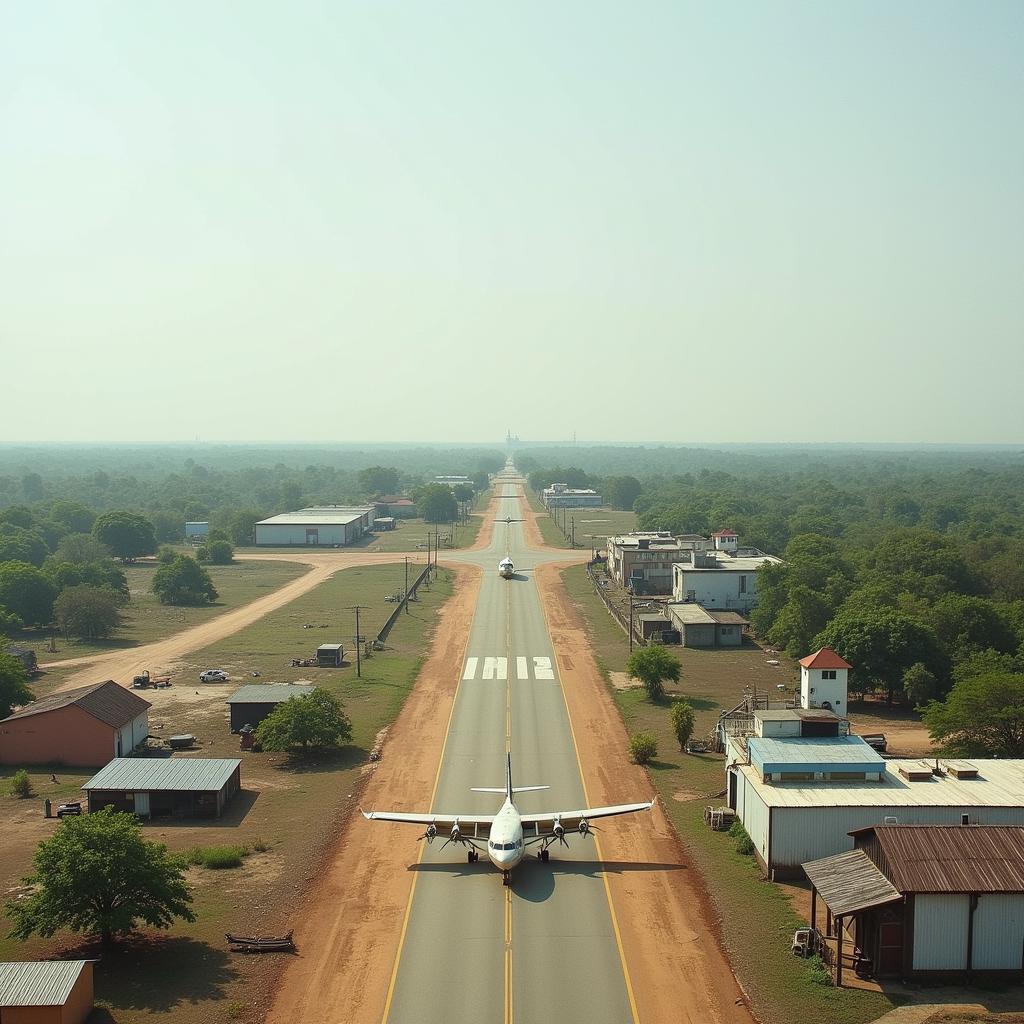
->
[19,560,308,667]
[0,563,456,1024]
[558,564,896,1024]
[524,488,637,550]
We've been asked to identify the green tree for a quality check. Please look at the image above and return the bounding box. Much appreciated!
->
[417,484,458,523]
[47,500,95,535]
[358,466,401,497]
[606,476,642,511]
[148,511,185,545]
[53,586,123,640]
[255,690,352,754]
[197,539,234,565]
[766,586,832,656]
[10,769,32,798]
[923,672,1024,758]
[927,594,1017,662]
[0,562,58,627]
[44,559,128,602]
[0,649,32,718]
[626,645,681,701]
[670,699,696,751]
[903,662,939,707]
[226,508,263,546]
[92,511,157,562]
[814,610,947,704]
[152,556,218,606]
[629,732,658,765]
[0,525,50,567]
[52,533,112,565]
[6,807,195,946]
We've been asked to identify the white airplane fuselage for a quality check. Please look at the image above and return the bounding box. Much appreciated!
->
[498,558,515,579]
[486,798,526,872]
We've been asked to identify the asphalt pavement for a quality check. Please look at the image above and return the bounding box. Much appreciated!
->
[384,478,637,1024]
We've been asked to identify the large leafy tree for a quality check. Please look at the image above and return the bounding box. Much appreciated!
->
[53,586,123,640]
[92,511,157,562]
[6,807,194,946]
[606,476,642,511]
[923,672,1024,758]
[626,645,681,701]
[255,690,352,754]
[0,561,58,627]
[44,558,128,601]
[0,648,33,718]
[358,466,401,497]
[196,539,234,565]
[47,500,95,535]
[0,525,50,567]
[417,483,458,523]
[814,610,947,704]
[152,556,218,606]
[52,532,112,565]
[926,594,1017,662]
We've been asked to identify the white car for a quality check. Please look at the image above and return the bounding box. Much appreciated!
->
[199,669,229,683]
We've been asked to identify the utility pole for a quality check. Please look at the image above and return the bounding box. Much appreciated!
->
[571,516,576,549]
[628,590,634,652]
[350,605,366,677]
[404,556,410,613]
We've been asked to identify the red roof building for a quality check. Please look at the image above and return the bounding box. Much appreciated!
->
[711,529,738,538]
[799,648,853,670]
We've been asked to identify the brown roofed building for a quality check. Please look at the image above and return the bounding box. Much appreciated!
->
[0,681,150,767]
[804,824,1024,983]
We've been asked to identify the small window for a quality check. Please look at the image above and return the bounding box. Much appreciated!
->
[780,772,814,782]
[821,670,837,680]
[738,575,747,594]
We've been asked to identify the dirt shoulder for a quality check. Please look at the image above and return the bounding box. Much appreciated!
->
[43,551,405,694]
[265,563,482,1024]
[536,563,755,1024]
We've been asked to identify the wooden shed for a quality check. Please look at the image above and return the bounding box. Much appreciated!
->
[0,960,94,1024]
[226,683,317,733]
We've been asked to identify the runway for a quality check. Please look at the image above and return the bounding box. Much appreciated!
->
[382,478,638,1024]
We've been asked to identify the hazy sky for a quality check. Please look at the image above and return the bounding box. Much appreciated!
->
[2,2,1022,445]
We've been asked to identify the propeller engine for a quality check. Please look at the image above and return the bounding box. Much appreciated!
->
[418,823,438,844]
[439,819,462,851]
[578,818,591,836]
[552,819,569,848]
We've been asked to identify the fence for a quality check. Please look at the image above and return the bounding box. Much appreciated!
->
[586,563,646,648]
[375,564,433,644]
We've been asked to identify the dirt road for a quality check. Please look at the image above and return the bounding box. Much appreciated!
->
[44,551,404,694]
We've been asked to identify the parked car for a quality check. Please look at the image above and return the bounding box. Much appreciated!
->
[199,669,229,682]
[56,801,83,819]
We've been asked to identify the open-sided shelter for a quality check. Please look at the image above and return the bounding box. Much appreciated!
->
[226,683,317,733]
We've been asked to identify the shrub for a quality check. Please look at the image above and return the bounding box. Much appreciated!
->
[728,820,754,856]
[670,698,696,751]
[629,732,658,765]
[201,846,247,869]
[252,837,269,853]
[10,769,32,798]
[806,954,833,986]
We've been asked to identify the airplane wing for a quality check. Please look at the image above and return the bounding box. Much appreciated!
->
[361,809,495,839]
[520,802,653,839]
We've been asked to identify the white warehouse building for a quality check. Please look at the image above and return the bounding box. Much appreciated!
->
[254,506,376,546]
[724,647,1024,877]
[671,550,782,613]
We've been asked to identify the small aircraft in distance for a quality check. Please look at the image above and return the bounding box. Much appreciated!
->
[362,753,653,886]
[494,515,524,525]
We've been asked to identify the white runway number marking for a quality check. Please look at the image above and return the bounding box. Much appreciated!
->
[463,657,555,681]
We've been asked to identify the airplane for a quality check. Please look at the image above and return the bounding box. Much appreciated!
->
[498,556,516,579]
[494,514,524,525]
[361,753,653,886]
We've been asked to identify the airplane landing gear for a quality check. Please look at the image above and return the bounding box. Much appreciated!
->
[502,871,510,887]
[467,850,479,863]
[540,848,550,862]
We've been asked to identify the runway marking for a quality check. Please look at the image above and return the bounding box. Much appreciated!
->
[504,887,513,1024]
[462,655,555,681]
[483,656,508,680]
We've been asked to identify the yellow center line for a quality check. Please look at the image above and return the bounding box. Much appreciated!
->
[505,888,513,1024]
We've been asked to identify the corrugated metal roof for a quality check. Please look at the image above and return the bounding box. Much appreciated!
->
[739,758,1024,808]
[0,961,90,1006]
[866,825,1024,893]
[749,735,884,772]
[803,850,903,916]
[3,680,150,729]
[226,684,316,704]
[257,512,367,526]
[83,757,240,792]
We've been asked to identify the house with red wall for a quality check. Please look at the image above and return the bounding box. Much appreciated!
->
[0,681,151,767]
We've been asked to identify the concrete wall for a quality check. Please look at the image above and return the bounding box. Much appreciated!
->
[0,706,121,767]
[674,569,760,611]
[681,622,715,647]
